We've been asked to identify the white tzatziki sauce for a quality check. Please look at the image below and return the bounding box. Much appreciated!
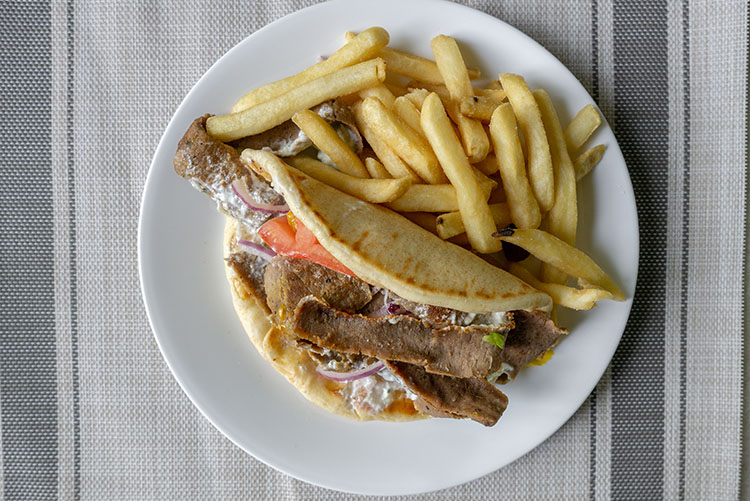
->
[189,175,275,232]
[470,311,511,328]
[340,368,416,415]
[487,362,516,384]
[264,129,311,157]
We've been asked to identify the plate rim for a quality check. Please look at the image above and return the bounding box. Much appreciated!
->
[138,0,639,494]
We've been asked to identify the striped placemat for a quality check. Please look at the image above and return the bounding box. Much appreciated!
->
[0,0,746,499]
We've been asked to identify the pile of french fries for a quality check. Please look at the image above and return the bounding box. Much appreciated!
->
[207,27,622,311]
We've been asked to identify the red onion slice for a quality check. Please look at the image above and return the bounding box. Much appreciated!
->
[367,302,404,318]
[231,179,289,214]
[316,361,385,382]
[237,240,276,262]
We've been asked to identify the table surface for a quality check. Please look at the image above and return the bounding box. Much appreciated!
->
[0,0,746,500]
[745,227,749,499]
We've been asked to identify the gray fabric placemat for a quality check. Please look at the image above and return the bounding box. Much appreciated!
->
[1,0,746,499]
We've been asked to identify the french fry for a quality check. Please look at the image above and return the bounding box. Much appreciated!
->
[291,110,369,178]
[407,81,451,101]
[476,88,506,100]
[564,104,601,154]
[384,82,409,97]
[402,213,472,247]
[489,103,541,229]
[499,73,554,211]
[574,144,606,181]
[361,97,447,184]
[420,93,500,253]
[364,157,391,179]
[209,59,386,141]
[431,35,473,101]
[344,31,481,83]
[407,81,504,100]
[405,212,474,248]
[493,227,624,300]
[393,96,425,137]
[478,173,496,196]
[485,80,503,90]
[385,173,493,212]
[473,153,499,175]
[534,89,577,283]
[386,184,459,212]
[379,47,450,83]
[359,84,396,109]
[352,102,420,181]
[459,95,505,122]
[233,27,389,112]
[508,263,613,310]
[285,155,411,203]
[381,47,482,83]
[472,165,498,193]
[436,203,511,239]
[446,101,490,163]
[403,87,431,108]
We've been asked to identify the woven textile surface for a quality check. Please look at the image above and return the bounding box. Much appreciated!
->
[0,0,747,499]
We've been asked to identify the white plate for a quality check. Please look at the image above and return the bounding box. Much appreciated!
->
[138,0,638,495]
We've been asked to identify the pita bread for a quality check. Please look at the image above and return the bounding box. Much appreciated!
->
[241,149,552,314]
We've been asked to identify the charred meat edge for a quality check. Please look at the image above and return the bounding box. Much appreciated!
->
[264,255,372,315]
[290,295,508,380]
[386,361,508,427]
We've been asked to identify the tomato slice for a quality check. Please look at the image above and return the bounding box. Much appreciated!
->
[294,219,319,249]
[258,215,355,276]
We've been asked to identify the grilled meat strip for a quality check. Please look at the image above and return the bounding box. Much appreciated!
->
[262,257,510,425]
[262,256,565,382]
[499,310,567,381]
[226,252,270,312]
[291,296,507,379]
[264,256,372,315]
[386,361,508,427]
[174,115,285,230]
